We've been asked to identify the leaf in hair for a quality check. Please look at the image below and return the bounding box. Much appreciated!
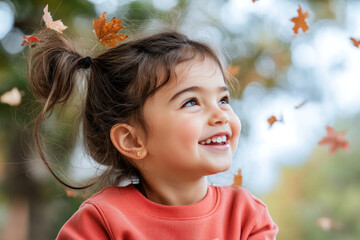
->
[92,11,128,50]
[0,88,22,106]
[21,35,39,47]
[42,4,68,34]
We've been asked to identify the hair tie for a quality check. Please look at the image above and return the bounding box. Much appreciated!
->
[78,56,92,69]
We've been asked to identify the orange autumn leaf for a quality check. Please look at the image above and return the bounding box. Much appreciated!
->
[268,116,277,127]
[294,100,307,109]
[290,5,309,34]
[65,189,77,197]
[350,37,360,47]
[65,189,88,199]
[226,65,240,77]
[92,12,127,50]
[318,126,350,154]
[42,4,67,34]
[267,115,283,128]
[232,169,243,187]
[0,88,22,106]
[21,35,39,47]
[316,217,342,231]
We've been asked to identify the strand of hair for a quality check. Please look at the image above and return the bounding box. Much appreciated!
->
[34,113,95,190]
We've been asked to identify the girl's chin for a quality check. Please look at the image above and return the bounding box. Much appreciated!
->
[206,160,232,175]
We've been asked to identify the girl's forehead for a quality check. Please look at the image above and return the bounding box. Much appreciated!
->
[145,57,227,105]
[171,58,224,87]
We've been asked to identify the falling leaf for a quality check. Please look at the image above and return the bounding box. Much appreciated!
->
[92,11,127,50]
[295,100,307,109]
[226,65,240,77]
[268,116,277,127]
[65,189,77,197]
[65,189,88,199]
[290,5,309,34]
[350,37,360,48]
[316,217,341,231]
[0,88,22,106]
[232,169,243,187]
[42,4,68,34]
[21,35,39,47]
[318,126,350,154]
[267,115,283,128]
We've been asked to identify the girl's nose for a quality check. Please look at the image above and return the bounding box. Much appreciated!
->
[209,106,229,126]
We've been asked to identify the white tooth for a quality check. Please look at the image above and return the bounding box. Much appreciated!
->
[212,137,217,143]
[216,137,222,143]
[200,141,206,145]
[222,136,226,142]
[206,139,211,144]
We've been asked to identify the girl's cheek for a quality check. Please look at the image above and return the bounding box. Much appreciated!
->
[230,114,241,150]
[178,120,201,143]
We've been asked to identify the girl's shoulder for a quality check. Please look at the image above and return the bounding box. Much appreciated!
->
[213,186,278,237]
[80,185,136,207]
[82,184,134,205]
[212,185,268,211]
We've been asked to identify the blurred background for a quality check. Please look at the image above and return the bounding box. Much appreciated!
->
[0,0,360,239]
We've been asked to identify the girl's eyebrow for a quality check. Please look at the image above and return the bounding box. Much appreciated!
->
[169,86,229,102]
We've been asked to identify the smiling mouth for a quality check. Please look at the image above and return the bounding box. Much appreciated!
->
[199,135,228,145]
[198,136,230,151]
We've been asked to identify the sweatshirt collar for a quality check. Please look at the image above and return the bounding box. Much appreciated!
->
[123,184,220,219]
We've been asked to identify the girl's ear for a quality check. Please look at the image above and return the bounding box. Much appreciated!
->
[110,123,147,160]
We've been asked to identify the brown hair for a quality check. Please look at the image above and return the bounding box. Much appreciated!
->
[28,29,230,189]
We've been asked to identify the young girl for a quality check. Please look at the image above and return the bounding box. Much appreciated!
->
[28,28,278,239]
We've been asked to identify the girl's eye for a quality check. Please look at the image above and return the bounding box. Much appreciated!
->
[219,96,230,105]
[182,98,199,108]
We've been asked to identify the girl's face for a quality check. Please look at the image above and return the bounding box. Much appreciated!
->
[141,57,241,181]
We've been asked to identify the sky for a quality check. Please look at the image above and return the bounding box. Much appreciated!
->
[1,0,359,195]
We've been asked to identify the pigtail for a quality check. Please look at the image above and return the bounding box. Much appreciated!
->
[28,29,83,108]
[27,29,92,189]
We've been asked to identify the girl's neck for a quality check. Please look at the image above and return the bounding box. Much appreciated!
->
[139,176,208,206]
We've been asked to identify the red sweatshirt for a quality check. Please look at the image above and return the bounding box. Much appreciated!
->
[57,185,278,240]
